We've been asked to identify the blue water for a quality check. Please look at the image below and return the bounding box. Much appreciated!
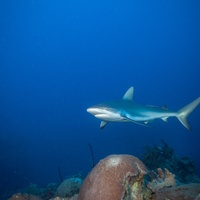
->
[0,0,200,195]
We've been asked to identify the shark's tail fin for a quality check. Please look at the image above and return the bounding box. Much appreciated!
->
[177,97,200,130]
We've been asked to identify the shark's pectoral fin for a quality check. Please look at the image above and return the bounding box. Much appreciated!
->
[100,121,108,129]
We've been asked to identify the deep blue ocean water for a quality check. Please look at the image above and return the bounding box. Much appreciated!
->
[0,0,200,195]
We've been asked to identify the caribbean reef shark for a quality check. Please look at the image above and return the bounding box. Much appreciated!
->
[87,86,200,130]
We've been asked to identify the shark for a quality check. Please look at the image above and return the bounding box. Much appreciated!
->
[87,86,200,130]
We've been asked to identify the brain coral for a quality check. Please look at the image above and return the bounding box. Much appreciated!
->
[78,154,148,200]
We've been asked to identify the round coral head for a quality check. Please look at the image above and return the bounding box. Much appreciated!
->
[78,154,148,200]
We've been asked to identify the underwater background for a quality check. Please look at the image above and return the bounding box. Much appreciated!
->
[0,0,200,197]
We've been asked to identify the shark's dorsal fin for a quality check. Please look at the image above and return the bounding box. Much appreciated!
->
[123,86,134,101]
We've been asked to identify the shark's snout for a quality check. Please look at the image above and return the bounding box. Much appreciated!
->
[87,107,109,119]
[87,106,122,121]
[87,107,100,115]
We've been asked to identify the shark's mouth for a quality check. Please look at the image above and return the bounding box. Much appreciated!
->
[87,107,121,121]
[94,114,111,120]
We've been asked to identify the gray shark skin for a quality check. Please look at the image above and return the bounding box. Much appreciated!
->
[87,87,200,130]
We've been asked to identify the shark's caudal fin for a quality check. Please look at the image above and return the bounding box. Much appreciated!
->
[177,97,200,130]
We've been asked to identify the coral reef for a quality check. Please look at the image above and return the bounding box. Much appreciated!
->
[6,148,200,200]
[146,168,176,192]
[8,193,79,200]
[141,140,200,183]
[77,154,149,200]
[56,178,82,198]
[50,194,78,200]
[24,183,44,197]
[142,140,173,169]
[8,193,42,200]
[42,183,58,200]
[172,156,199,183]
[7,178,81,200]
[21,182,58,200]
[78,153,199,200]
[152,183,200,200]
